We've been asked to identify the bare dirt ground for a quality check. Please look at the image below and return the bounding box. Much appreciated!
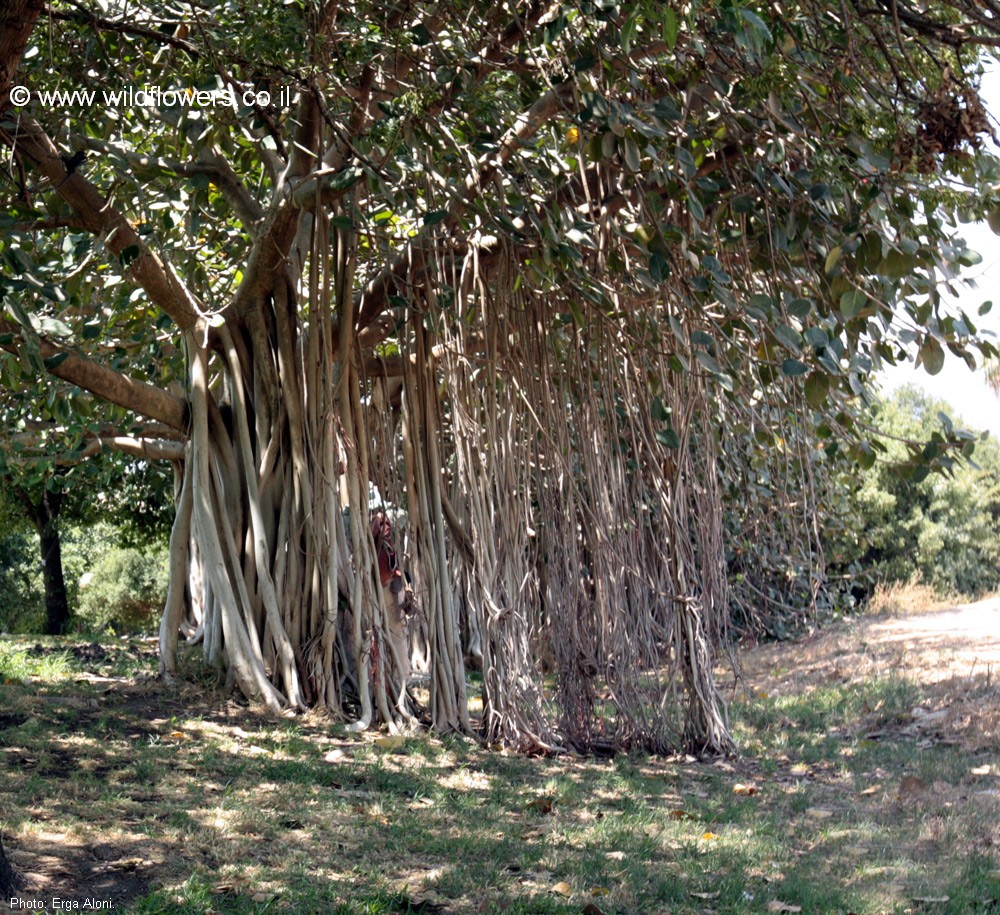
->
[735,597,1000,751]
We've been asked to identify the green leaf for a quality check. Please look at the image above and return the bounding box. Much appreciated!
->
[781,358,809,376]
[327,166,363,192]
[774,324,802,351]
[739,8,773,42]
[839,289,867,319]
[656,428,680,448]
[663,6,679,47]
[649,252,670,282]
[33,315,73,338]
[804,372,830,409]
[695,350,722,374]
[623,137,641,172]
[824,246,842,274]
[687,191,705,223]
[804,327,829,349]
[423,210,449,226]
[988,207,1000,237]
[920,336,945,376]
[786,298,813,319]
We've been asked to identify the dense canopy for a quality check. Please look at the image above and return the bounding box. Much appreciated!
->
[2,0,998,754]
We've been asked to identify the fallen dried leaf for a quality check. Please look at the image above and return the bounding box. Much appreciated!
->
[733,783,757,796]
[581,904,606,915]
[805,807,833,819]
[690,890,720,900]
[531,797,556,815]
[765,901,802,913]
[552,880,573,897]
[669,808,696,820]
[250,892,276,903]
[911,896,949,904]
[971,764,992,776]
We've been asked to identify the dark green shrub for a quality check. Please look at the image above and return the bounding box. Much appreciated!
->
[0,528,44,633]
[76,546,169,633]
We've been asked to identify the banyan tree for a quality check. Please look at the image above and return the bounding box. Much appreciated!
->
[2,0,998,755]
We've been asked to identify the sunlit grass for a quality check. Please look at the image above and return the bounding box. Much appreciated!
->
[0,639,73,683]
[0,635,997,914]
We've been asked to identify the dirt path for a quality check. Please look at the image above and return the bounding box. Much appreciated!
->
[735,596,1000,749]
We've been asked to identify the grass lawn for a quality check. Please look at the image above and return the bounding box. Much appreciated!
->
[1,617,998,914]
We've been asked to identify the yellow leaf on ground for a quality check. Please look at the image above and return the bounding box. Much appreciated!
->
[734,783,757,796]
[551,880,573,896]
[374,735,406,750]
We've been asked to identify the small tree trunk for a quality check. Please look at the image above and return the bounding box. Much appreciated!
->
[0,835,20,898]
[28,490,70,636]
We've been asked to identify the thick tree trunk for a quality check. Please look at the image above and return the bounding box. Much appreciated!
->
[0,835,20,898]
[33,490,69,636]
[15,487,70,636]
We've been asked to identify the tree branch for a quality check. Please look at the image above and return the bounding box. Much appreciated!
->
[0,117,205,333]
[0,0,45,110]
[0,317,189,431]
[75,136,264,226]
[45,1,201,57]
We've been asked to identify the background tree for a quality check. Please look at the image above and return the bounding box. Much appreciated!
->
[825,384,1000,598]
[2,1,999,754]
[0,379,177,634]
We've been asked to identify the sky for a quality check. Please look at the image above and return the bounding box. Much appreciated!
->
[878,63,1000,435]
